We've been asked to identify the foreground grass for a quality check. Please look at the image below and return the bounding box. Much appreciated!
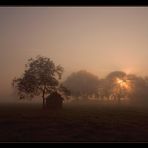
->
[0,101,148,142]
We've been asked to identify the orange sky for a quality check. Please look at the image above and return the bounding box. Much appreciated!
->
[1,7,148,100]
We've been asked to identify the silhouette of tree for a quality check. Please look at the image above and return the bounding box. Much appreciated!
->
[12,55,64,108]
[104,72,148,105]
[97,78,111,101]
[105,71,127,103]
[127,74,148,105]
[63,70,99,100]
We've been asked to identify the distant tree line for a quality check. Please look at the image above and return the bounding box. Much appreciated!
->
[62,70,148,105]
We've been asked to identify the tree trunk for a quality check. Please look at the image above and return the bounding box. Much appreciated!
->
[117,94,121,104]
[42,96,46,109]
[42,89,46,109]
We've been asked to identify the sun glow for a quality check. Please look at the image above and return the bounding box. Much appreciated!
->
[116,78,129,89]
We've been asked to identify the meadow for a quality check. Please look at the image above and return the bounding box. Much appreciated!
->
[0,101,148,142]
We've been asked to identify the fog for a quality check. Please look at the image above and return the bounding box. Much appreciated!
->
[1,7,148,102]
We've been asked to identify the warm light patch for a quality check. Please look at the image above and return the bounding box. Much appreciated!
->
[116,78,129,89]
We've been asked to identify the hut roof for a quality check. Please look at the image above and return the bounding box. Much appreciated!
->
[46,91,64,100]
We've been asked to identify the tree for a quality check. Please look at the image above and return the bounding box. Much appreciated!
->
[97,78,111,101]
[127,74,148,105]
[62,70,99,100]
[12,55,64,108]
[105,71,127,103]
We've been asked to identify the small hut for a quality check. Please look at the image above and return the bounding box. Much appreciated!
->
[46,91,64,110]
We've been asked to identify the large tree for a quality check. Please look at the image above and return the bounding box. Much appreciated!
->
[127,74,148,105]
[104,71,128,103]
[62,70,99,100]
[12,56,64,108]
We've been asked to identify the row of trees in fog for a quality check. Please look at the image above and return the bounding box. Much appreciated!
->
[63,70,148,104]
[12,56,148,108]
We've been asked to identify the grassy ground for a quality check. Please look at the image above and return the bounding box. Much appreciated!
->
[0,101,148,142]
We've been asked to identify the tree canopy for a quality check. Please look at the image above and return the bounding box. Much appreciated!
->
[62,70,99,99]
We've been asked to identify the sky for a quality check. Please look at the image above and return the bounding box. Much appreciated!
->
[1,7,148,101]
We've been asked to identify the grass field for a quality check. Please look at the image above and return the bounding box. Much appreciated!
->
[0,101,148,142]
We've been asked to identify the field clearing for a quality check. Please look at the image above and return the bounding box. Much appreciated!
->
[0,101,148,142]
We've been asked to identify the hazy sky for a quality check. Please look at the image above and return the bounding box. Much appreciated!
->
[1,7,148,100]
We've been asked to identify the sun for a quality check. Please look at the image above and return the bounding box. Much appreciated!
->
[116,78,129,89]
